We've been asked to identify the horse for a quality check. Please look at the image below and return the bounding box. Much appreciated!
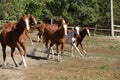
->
[42,19,68,61]
[0,15,32,67]
[4,15,37,45]
[36,20,61,42]
[66,26,84,58]
[36,23,58,42]
[76,27,90,54]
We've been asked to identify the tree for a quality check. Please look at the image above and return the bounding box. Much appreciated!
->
[0,0,26,20]
[0,0,119,27]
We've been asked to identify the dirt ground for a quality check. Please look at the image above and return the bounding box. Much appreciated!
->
[0,32,120,80]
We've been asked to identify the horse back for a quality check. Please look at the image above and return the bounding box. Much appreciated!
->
[4,22,16,31]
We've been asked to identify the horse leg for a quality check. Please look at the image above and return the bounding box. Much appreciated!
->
[45,39,49,49]
[56,44,60,61]
[44,39,50,54]
[37,33,42,42]
[60,43,64,55]
[80,43,87,54]
[76,42,79,47]
[11,48,19,67]
[1,43,7,66]
[72,43,84,58]
[20,43,27,67]
[26,31,33,45]
[71,44,75,57]
[37,34,40,42]
[16,42,27,68]
[47,43,54,59]
[50,47,54,59]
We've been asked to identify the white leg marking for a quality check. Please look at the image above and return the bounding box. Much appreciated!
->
[22,55,27,67]
[37,35,40,42]
[72,43,84,58]
[83,50,87,54]
[71,46,75,57]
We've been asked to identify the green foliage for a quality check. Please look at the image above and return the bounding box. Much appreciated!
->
[0,0,120,27]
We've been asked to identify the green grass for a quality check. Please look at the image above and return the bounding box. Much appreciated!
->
[83,35,120,50]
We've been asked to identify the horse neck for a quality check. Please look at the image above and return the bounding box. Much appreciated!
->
[15,20,26,35]
[80,29,87,39]
[57,27,65,38]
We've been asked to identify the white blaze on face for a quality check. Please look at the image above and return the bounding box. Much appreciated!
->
[62,19,65,24]
[75,27,80,35]
[87,29,90,36]
[25,18,30,30]
[63,24,67,36]
[34,18,37,24]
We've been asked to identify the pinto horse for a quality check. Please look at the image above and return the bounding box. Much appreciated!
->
[42,19,68,61]
[66,26,84,58]
[4,16,37,45]
[0,15,32,67]
[76,27,90,54]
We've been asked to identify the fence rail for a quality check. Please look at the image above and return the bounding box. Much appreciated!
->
[68,25,120,36]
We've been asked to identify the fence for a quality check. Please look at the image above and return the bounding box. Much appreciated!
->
[68,25,120,36]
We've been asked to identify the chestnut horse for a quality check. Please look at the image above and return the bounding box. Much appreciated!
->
[0,15,32,67]
[36,20,61,42]
[4,16,37,45]
[36,24,56,42]
[76,27,90,54]
[42,19,68,61]
[66,26,84,58]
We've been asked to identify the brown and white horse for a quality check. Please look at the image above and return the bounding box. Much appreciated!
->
[42,19,68,61]
[76,27,90,54]
[66,26,84,58]
[0,15,32,67]
[4,15,37,45]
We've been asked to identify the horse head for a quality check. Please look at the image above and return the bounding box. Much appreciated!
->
[29,16,37,25]
[85,27,90,36]
[16,15,30,31]
[80,27,90,36]
[60,19,68,36]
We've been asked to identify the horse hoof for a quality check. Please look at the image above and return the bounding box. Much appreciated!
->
[15,65,19,67]
[24,65,27,68]
[19,61,23,65]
